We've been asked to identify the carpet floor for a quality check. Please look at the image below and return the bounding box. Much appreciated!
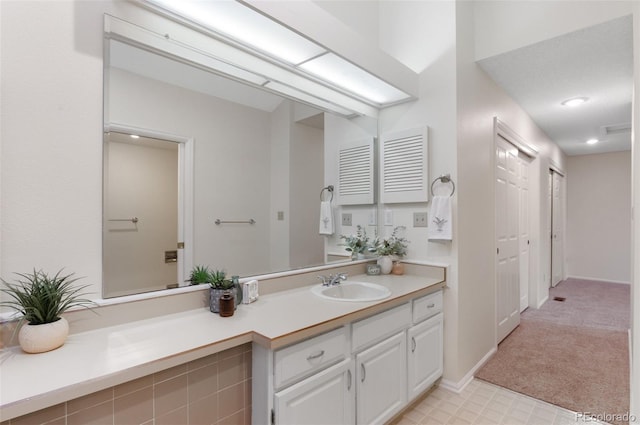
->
[475,278,630,425]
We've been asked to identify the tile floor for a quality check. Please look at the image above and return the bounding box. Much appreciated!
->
[394,379,608,425]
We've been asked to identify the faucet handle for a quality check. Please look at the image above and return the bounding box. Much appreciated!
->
[317,275,329,286]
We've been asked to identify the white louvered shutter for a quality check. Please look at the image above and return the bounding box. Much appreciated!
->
[380,127,428,203]
[338,137,375,205]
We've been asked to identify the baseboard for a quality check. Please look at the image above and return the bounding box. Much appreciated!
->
[440,347,497,393]
[536,295,548,309]
[566,275,630,285]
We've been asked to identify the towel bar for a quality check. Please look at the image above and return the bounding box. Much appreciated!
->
[320,185,334,202]
[108,217,139,224]
[430,175,455,197]
[215,219,256,225]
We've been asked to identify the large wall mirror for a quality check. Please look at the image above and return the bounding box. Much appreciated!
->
[103,20,379,298]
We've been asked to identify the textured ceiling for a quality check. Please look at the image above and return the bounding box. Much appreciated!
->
[478,15,633,156]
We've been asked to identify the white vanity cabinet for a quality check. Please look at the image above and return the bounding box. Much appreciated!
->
[408,291,444,402]
[253,288,444,425]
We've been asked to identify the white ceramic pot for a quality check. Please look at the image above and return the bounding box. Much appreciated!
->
[377,255,393,274]
[18,317,69,354]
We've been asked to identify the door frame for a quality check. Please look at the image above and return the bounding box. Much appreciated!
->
[103,122,194,288]
[493,118,538,344]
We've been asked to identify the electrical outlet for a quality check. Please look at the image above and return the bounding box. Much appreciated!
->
[277,211,284,221]
[413,212,428,227]
[342,213,352,226]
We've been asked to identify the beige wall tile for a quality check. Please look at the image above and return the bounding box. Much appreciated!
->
[154,374,188,417]
[218,354,244,390]
[244,379,252,409]
[218,382,244,420]
[188,363,218,403]
[67,400,113,425]
[189,392,218,425]
[243,352,252,379]
[67,388,112,414]
[43,418,65,425]
[218,345,247,360]
[217,409,243,425]
[114,375,153,398]
[155,406,187,425]
[114,387,153,425]
[154,364,187,384]
[188,353,218,372]
[10,403,65,425]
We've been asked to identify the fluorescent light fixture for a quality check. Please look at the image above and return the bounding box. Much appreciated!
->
[138,0,413,112]
[586,138,599,145]
[561,97,589,107]
[265,81,355,116]
[299,53,410,105]
[146,0,326,65]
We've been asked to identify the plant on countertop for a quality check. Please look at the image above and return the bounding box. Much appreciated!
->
[0,269,95,325]
[187,265,212,285]
[209,269,235,290]
[339,225,370,256]
[371,226,409,257]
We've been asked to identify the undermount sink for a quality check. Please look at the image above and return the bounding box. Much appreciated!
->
[311,281,391,302]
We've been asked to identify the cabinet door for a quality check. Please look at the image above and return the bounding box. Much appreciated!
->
[356,332,407,425]
[275,359,354,425]
[407,312,443,401]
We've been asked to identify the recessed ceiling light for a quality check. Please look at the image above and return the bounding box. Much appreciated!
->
[586,138,599,145]
[130,134,140,139]
[561,97,589,107]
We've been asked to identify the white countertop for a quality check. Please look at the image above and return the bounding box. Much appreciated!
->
[0,273,444,421]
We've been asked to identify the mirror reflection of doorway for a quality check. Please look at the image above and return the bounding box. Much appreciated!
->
[103,131,181,298]
[550,169,565,288]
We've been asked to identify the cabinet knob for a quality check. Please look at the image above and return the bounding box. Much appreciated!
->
[427,303,435,308]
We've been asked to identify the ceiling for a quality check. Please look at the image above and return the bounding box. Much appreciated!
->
[478,15,633,156]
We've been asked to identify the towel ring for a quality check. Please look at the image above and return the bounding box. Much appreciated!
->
[320,185,334,202]
[430,174,455,197]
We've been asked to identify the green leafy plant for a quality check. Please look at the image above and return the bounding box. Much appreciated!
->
[339,225,370,255]
[187,265,212,285]
[371,226,409,257]
[0,269,96,325]
[209,269,234,290]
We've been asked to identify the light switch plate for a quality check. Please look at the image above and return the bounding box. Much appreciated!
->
[277,211,284,221]
[368,209,377,226]
[384,209,393,226]
[342,213,352,226]
[413,212,428,227]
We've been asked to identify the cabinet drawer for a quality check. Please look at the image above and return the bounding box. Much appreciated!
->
[352,303,411,352]
[274,326,348,390]
[413,290,442,323]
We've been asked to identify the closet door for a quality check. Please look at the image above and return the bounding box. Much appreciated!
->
[518,158,530,312]
[551,172,564,287]
[496,136,520,343]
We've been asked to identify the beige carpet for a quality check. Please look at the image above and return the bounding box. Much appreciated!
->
[476,279,630,425]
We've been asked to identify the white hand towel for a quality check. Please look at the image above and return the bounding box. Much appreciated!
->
[319,201,334,235]
[428,196,452,241]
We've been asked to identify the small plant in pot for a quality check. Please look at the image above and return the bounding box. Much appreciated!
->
[0,269,96,353]
[208,269,241,314]
[371,226,409,274]
[339,225,370,260]
[187,265,212,285]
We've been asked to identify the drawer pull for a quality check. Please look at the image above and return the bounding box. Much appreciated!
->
[361,364,366,382]
[411,337,416,353]
[427,303,436,308]
[347,369,352,390]
[306,350,325,361]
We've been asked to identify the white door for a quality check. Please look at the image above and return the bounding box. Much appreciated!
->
[407,313,443,401]
[551,172,564,287]
[547,171,553,288]
[275,359,354,425]
[496,136,520,343]
[356,332,407,425]
[518,157,530,312]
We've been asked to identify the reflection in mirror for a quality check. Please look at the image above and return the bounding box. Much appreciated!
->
[103,35,376,298]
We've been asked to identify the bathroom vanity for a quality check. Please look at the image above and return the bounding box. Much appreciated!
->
[253,286,443,425]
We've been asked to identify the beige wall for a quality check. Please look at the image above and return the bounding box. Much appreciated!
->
[566,152,631,283]
[3,344,252,425]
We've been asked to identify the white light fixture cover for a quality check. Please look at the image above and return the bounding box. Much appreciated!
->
[299,53,411,105]
[561,97,589,107]
[586,138,599,145]
[146,0,326,65]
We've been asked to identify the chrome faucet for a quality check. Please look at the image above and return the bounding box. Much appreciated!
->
[317,272,348,287]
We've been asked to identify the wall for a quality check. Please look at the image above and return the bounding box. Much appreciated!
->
[3,344,252,425]
[103,138,178,296]
[632,5,640,420]
[566,152,631,283]
[109,68,272,277]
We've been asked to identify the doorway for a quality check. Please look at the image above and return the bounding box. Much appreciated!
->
[550,169,565,288]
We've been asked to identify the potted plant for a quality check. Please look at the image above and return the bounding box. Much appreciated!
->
[208,269,241,314]
[339,225,370,260]
[0,269,96,353]
[187,265,212,285]
[371,226,409,274]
